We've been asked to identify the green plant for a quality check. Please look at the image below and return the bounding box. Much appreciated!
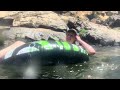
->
[79,28,88,37]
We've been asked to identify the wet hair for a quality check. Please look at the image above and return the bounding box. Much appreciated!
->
[66,29,77,35]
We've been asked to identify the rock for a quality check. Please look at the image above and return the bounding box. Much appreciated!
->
[94,11,118,16]
[74,11,92,20]
[86,11,109,25]
[60,15,77,24]
[0,18,13,26]
[0,11,21,19]
[1,11,120,47]
[56,15,86,32]
[66,19,97,32]
[82,21,120,46]
[0,11,10,18]
[105,11,118,16]
[2,27,66,42]
[56,11,91,20]
[6,11,68,31]
[54,11,78,16]
[85,11,119,26]
[60,16,89,32]
[100,39,115,46]
[104,15,120,28]
[0,11,20,18]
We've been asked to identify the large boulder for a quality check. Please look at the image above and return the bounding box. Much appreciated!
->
[4,11,68,31]
[2,27,66,42]
[82,22,120,46]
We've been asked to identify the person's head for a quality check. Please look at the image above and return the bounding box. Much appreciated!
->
[66,29,77,44]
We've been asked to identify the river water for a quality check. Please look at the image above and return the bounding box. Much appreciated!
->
[38,46,120,79]
[0,45,120,79]
[0,28,120,79]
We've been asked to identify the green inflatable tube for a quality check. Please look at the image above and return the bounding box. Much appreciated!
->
[1,40,89,66]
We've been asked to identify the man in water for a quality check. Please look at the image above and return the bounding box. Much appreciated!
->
[66,29,96,55]
[0,29,96,60]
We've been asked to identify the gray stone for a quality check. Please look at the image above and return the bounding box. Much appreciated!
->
[0,18,13,26]
[2,27,66,42]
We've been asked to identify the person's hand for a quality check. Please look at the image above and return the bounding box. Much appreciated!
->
[75,35,81,41]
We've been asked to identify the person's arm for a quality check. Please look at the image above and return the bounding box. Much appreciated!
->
[76,35,96,55]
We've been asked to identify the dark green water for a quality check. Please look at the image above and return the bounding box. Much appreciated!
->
[38,46,120,79]
[0,46,120,79]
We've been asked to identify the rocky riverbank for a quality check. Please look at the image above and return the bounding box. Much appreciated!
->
[0,11,120,47]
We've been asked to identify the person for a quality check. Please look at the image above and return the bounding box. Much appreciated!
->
[66,29,96,55]
[0,29,96,60]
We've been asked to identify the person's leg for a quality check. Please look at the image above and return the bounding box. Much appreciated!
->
[0,41,25,60]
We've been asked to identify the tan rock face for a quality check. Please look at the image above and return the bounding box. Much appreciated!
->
[0,11,19,18]
[9,11,68,31]
[75,11,93,20]
[0,11,10,18]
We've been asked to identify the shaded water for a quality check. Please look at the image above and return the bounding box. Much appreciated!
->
[0,46,120,79]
